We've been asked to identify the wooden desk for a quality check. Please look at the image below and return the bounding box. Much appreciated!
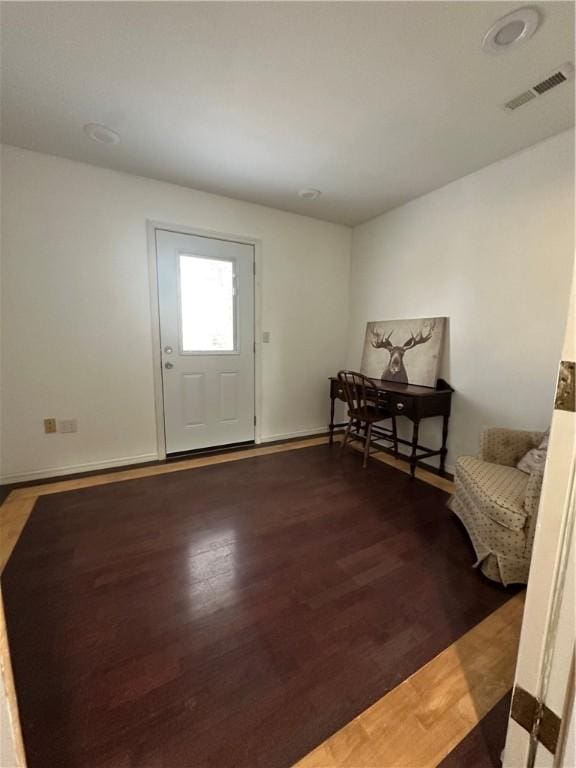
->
[329,377,454,477]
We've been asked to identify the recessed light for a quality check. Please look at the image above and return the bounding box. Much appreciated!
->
[83,123,121,145]
[298,188,321,200]
[482,7,541,54]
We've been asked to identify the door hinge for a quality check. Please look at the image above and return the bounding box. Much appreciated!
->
[511,685,562,754]
[254,415,257,426]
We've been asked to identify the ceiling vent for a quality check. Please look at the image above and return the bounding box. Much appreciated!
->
[504,62,574,111]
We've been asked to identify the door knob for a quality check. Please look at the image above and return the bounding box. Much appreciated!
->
[164,362,174,369]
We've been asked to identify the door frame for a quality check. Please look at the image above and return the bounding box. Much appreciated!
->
[146,220,262,460]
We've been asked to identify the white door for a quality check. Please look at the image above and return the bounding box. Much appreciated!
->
[156,229,255,454]
[503,284,575,767]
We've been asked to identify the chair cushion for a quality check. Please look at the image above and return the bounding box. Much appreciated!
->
[455,456,529,531]
[517,430,549,474]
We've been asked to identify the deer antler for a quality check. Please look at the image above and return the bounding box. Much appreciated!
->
[371,328,394,350]
[402,319,436,350]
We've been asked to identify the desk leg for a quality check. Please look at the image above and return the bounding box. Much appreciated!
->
[329,394,335,445]
[410,419,420,478]
[391,416,399,459]
[440,414,449,475]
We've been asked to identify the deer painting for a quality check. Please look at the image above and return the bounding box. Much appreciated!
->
[371,319,437,384]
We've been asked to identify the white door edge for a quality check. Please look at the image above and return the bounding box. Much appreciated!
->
[146,220,263,459]
[503,279,576,768]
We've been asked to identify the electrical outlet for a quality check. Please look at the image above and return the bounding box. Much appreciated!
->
[58,419,78,434]
[44,418,57,434]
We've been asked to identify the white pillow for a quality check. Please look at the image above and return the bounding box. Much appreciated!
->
[517,431,549,474]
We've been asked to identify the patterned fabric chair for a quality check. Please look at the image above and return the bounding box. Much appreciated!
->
[449,427,545,586]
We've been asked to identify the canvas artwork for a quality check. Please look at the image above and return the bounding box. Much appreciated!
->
[555,361,575,412]
[360,317,446,388]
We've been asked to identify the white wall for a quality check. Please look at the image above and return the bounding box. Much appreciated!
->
[347,130,575,471]
[1,591,21,768]
[0,674,18,768]
[2,130,573,482]
[0,146,351,481]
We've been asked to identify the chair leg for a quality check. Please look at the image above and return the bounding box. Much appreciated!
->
[363,421,373,468]
[340,419,352,456]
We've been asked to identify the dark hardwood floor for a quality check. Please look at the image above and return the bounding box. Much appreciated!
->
[439,691,512,767]
[3,444,516,768]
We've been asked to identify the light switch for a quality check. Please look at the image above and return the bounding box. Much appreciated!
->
[44,418,57,434]
[262,331,271,343]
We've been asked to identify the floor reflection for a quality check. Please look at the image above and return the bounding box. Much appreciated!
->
[186,528,238,614]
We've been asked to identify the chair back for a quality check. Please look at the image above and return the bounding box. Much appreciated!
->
[337,370,370,416]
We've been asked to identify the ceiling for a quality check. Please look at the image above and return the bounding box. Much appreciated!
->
[1,2,574,226]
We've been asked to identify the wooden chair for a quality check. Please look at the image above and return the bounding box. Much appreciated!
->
[337,370,395,468]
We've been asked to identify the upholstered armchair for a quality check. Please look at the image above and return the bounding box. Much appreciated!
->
[449,427,546,586]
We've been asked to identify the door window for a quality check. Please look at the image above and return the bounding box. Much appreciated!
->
[178,254,236,352]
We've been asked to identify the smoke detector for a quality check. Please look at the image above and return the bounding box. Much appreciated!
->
[504,62,574,111]
[482,7,541,54]
[84,123,121,145]
[298,188,321,201]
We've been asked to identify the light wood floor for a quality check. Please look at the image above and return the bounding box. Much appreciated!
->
[294,594,523,768]
[0,437,521,768]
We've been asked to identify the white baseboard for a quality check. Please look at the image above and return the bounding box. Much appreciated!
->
[0,453,159,485]
[0,432,328,485]
[0,436,450,486]
[258,426,330,443]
